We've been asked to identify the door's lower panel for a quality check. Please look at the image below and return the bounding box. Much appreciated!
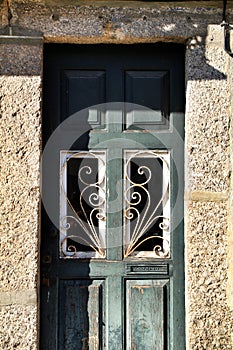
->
[125,279,169,350]
[59,279,105,350]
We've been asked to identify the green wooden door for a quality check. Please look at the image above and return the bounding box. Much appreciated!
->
[41,44,185,349]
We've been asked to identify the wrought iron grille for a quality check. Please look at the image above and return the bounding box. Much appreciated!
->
[124,150,170,258]
[60,151,106,258]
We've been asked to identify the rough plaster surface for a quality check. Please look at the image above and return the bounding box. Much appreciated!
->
[0,305,38,349]
[0,43,41,349]
[185,25,233,349]
[186,28,231,193]
[186,201,233,349]
[0,74,41,292]
[0,3,233,350]
[227,56,233,312]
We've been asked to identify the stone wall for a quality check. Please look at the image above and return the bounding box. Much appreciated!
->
[185,25,233,349]
[0,1,233,349]
[0,41,42,349]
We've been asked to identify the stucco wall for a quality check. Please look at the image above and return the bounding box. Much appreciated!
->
[0,42,42,349]
[0,1,233,349]
[185,26,233,349]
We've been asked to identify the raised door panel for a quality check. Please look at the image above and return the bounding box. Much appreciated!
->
[126,279,169,350]
[125,70,169,130]
[62,70,106,126]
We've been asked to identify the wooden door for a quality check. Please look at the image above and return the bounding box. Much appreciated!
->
[41,44,185,349]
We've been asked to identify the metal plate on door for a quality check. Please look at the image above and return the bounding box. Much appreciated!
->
[126,263,169,275]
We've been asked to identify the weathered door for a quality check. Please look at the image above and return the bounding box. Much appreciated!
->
[41,44,185,349]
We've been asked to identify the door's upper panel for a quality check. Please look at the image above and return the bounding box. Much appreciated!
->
[43,44,185,135]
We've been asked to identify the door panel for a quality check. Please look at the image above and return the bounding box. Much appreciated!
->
[125,70,169,129]
[59,279,105,350]
[126,279,169,350]
[62,70,106,124]
[41,44,185,349]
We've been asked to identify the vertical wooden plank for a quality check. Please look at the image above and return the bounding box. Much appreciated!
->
[106,276,124,349]
[126,279,169,350]
[170,130,185,349]
[106,147,123,260]
[88,281,104,350]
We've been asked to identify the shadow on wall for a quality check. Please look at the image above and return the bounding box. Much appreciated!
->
[186,33,227,80]
[0,26,43,76]
[0,19,229,80]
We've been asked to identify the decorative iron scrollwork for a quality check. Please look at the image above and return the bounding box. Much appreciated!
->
[124,151,170,258]
[60,151,106,258]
